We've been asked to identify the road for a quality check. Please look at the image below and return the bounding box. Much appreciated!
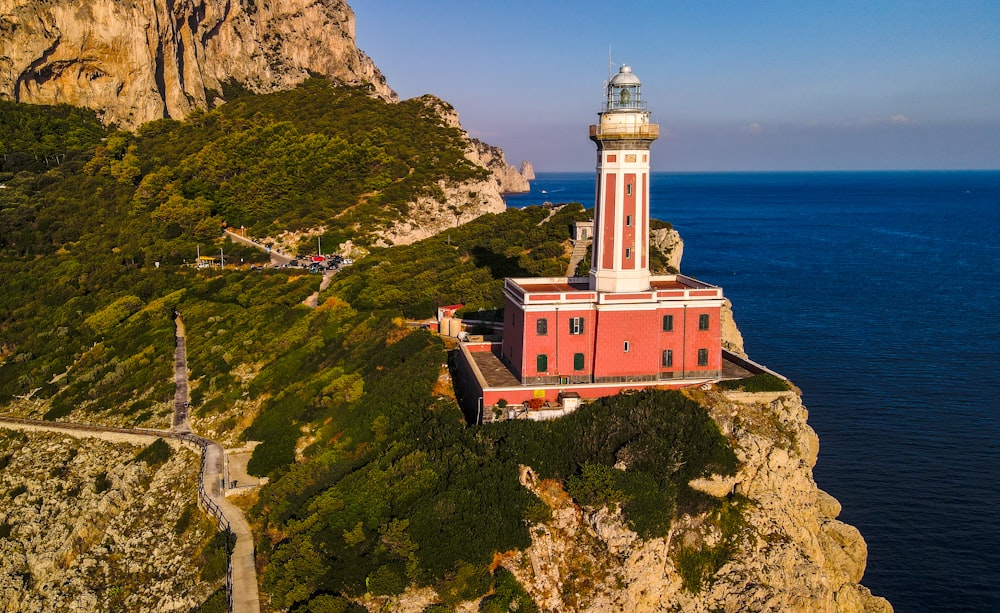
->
[224,229,293,267]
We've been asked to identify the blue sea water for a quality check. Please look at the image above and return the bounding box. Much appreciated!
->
[506,171,1000,612]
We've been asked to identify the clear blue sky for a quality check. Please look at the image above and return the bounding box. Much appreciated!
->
[353,1,1000,172]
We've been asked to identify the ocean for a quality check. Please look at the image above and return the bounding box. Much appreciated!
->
[506,171,1000,612]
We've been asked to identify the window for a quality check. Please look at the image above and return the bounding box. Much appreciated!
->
[536,318,547,336]
[626,183,633,196]
[569,317,585,335]
[574,353,585,370]
[662,314,674,332]
[699,313,710,331]
[625,248,632,259]
[536,354,548,372]
[624,341,630,353]
[662,349,673,368]
[698,348,709,366]
[626,215,632,227]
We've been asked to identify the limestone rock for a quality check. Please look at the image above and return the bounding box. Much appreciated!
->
[0,0,395,129]
[721,298,747,357]
[520,160,536,181]
[467,138,532,194]
[817,488,842,519]
[688,473,738,498]
[651,227,684,272]
[500,390,893,612]
[0,430,219,612]
[372,95,522,246]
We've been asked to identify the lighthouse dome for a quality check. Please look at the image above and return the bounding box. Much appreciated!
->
[610,65,641,87]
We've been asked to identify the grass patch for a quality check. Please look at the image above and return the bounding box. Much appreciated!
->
[716,373,790,393]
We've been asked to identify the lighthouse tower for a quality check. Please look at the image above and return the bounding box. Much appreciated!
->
[473,62,726,416]
[589,65,659,293]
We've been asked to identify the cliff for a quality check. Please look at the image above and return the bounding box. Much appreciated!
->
[0,0,394,129]
[0,1,532,247]
[0,430,220,612]
[496,390,892,613]
[376,95,533,246]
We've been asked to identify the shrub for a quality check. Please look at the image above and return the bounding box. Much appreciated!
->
[133,438,172,469]
[367,563,407,596]
[192,588,228,613]
[94,471,112,493]
[479,568,538,613]
[199,529,234,582]
[717,373,790,392]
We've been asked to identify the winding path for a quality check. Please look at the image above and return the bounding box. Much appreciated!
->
[173,314,191,433]
[0,312,260,612]
[0,416,261,613]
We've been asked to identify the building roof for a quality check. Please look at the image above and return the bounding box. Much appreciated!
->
[610,65,641,87]
[508,275,714,295]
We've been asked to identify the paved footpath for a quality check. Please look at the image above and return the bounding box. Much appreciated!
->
[0,416,260,613]
[173,314,191,433]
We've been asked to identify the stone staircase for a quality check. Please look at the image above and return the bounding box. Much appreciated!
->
[566,239,591,277]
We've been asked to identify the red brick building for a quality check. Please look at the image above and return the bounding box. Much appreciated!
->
[456,66,726,419]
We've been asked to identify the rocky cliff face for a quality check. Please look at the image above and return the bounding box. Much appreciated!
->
[0,0,394,128]
[467,138,531,194]
[0,430,218,612]
[0,1,530,246]
[651,227,684,272]
[500,390,892,613]
[375,95,534,246]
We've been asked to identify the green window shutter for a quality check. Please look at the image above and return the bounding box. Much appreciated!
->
[574,353,585,370]
[537,354,548,372]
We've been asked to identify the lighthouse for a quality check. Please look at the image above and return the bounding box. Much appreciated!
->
[590,65,659,293]
[456,62,729,420]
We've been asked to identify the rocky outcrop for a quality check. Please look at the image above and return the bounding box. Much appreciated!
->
[0,430,218,612]
[500,390,893,613]
[377,177,507,246]
[520,160,535,181]
[467,138,531,194]
[373,95,530,246]
[720,299,746,357]
[0,0,395,128]
[651,227,684,272]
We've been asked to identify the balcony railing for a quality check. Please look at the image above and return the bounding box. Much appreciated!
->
[589,124,660,140]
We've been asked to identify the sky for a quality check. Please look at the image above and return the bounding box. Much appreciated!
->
[352,1,1000,172]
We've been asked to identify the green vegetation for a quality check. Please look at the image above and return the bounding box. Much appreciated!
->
[133,438,173,469]
[0,101,106,174]
[716,373,791,393]
[674,497,747,592]
[130,79,485,239]
[328,204,588,317]
[192,588,228,613]
[94,471,113,493]
[479,568,538,613]
[0,87,742,609]
[199,529,235,583]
